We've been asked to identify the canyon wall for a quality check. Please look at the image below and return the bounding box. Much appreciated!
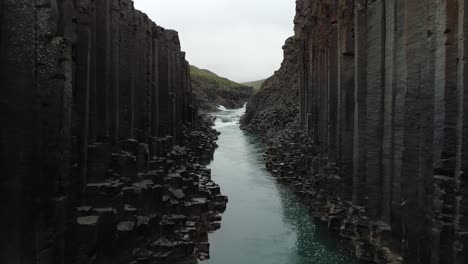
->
[244,0,468,263]
[241,37,300,133]
[0,1,225,263]
[290,0,468,263]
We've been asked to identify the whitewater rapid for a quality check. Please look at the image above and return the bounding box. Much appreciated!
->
[212,104,247,128]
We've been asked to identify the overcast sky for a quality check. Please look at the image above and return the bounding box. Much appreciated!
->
[133,0,295,83]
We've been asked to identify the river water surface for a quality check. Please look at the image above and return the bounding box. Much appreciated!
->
[202,106,357,264]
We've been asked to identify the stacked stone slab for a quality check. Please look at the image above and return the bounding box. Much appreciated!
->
[289,0,468,263]
[0,1,225,263]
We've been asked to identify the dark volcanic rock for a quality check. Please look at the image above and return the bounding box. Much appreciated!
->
[0,1,226,264]
[243,0,468,263]
[263,125,401,264]
[241,37,300,133]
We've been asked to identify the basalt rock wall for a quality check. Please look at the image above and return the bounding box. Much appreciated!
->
[290,0,468,263]
[241,37,300,133]
[0,1,225,264]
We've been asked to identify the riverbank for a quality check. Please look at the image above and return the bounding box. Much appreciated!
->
[81,113,229,264]
[263,125,402,264]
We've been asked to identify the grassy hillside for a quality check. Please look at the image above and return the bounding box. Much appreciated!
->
[242,79,267,91]
[190,65,253,111]
[190,65,245,88]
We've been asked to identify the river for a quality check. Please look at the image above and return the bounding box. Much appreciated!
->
[202,106,358,264]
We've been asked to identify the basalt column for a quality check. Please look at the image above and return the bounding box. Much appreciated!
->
[157,27,171,138]
[457,0,468,262]
[365,0,385,220]
[352,0,368,207]
[0,0,74,262]
[110,0,120,143]
[167,31,181,141]
[118,0,135,140]
[132,11,152,142]
[182,59,193,125]
[295,0,310,125]
[150,24,160,140]
[432,0,460,262]
[338,1,355,200]
[96,0,111,140]
[401,1,436,262]
[328,19,338,166]
[87,1,97,145]
[390,0,407,241]
[72,0,91,203]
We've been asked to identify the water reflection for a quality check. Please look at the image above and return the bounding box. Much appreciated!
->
[277,186,356,264]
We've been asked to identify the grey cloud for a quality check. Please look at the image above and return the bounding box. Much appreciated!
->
[134,0,295,83]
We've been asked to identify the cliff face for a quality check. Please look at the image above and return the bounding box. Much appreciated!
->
[295,0,468,262]
[241,37,300,132]
[247,0,468,263]
[190,66,253,112]
[0,1,225,263]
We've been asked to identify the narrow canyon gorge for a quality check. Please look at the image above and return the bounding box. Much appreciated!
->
[1,0,468,264]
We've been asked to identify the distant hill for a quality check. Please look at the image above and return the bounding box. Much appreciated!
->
[242,79,267,92]
[190,65,253,112]
[190,66,244,89]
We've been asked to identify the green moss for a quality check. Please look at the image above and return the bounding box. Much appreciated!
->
[190,65,245,88]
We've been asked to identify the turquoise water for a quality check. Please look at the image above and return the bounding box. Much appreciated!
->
[202,107,357,264]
